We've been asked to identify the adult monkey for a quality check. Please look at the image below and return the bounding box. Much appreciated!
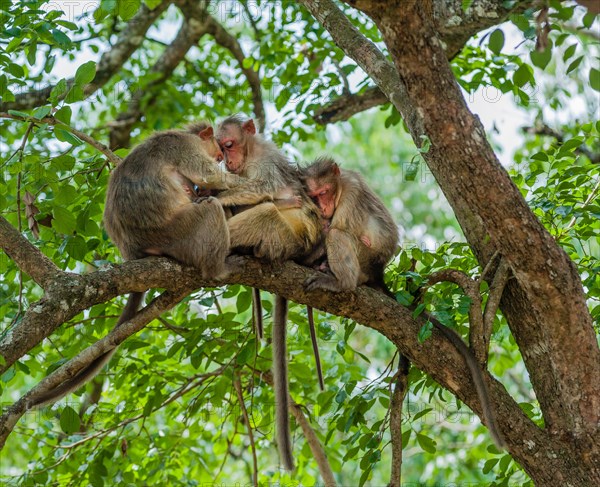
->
[29,123,245,408]
[301,157,505,448]
[216,116,321,471]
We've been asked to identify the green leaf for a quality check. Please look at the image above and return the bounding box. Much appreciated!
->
[412,303,426,318]
[53,207,77,235]
[566,55,583,75]
[145,0,163,8]
[119,0,141,21]
[51,29,72,47]
[49,79,68,105]
[7,110,30,119]
[6,36,24,53]
[242,57,254,69]
[64,235,87,261]
[488,29,505,55]
[54,105,72,124]
[590,68,600,92]
[6,63,24,78]
[65,85,85,103]
[55,127,83,146]
[394,290,413,306]
[462,0,474,12]
[562,43,577,62]
[32,106,51,120]
[530,47,552,70]
[60,406,80,434]
[27,43,37,66]
[483,458,499,474]
[513,64,531,87]
[75,61,97,85]
[418,321,433,343]
[416,432,437,453]
[582,12,596,28]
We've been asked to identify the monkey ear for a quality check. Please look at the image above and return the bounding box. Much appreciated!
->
[198,126,214,140]
[242,119,256,135]
[331,162,340,176]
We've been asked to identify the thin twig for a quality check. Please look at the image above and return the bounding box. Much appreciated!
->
[388,354,410,487]
[482,259,511,358]
[0,113,122,165]
[289,403,337,486]
[233,375,258,487]
[427,269,486,364]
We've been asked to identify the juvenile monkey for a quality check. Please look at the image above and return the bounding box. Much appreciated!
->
[301,157,399,293]
[216,116,321,471]
[301,158,505,448]
[216,116,321,260]
[29,123,243,408]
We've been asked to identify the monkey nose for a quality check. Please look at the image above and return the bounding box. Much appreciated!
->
[216,153,224,162]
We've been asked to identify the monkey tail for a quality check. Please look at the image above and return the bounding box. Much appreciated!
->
[427,314,506,449]
[272,295,295,471]
[307,306,325,391]
[252,288,263,339]
[29,292,145,408]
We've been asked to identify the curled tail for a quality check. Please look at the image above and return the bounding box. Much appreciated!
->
[30,292,144,408]
[272,295,294,471]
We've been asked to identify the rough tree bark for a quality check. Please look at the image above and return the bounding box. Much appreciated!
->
[298,0,600,484]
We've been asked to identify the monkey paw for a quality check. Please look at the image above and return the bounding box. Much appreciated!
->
[304,274,341,292]
[193,196,218,204]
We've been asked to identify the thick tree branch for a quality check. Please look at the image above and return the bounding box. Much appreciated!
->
[300,2,600,479]
[0,288,192,449]
[314,86,388,125]
[0,215,59,289]
[0,113,122,165]
[311,0,537,124]
[0,250,548,465]
[0,1,173,112]
[0,257,191,374]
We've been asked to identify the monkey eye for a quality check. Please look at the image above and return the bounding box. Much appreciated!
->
[223,141,234,149]
[319,190,327,197]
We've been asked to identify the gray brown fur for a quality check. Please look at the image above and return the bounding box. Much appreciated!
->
[302,157,398,292]
[29,124,238,408]
[216,116,321,261]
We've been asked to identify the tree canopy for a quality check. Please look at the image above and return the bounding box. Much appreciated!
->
[0,1,599,485]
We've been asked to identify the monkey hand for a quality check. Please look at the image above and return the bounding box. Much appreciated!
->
[192,195,217,204]
[304,273,344,292]
[274,196,302,210]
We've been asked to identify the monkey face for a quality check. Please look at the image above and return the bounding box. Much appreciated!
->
[217,126,244,173]
[308,182,336,219]
[206,140,225,163]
